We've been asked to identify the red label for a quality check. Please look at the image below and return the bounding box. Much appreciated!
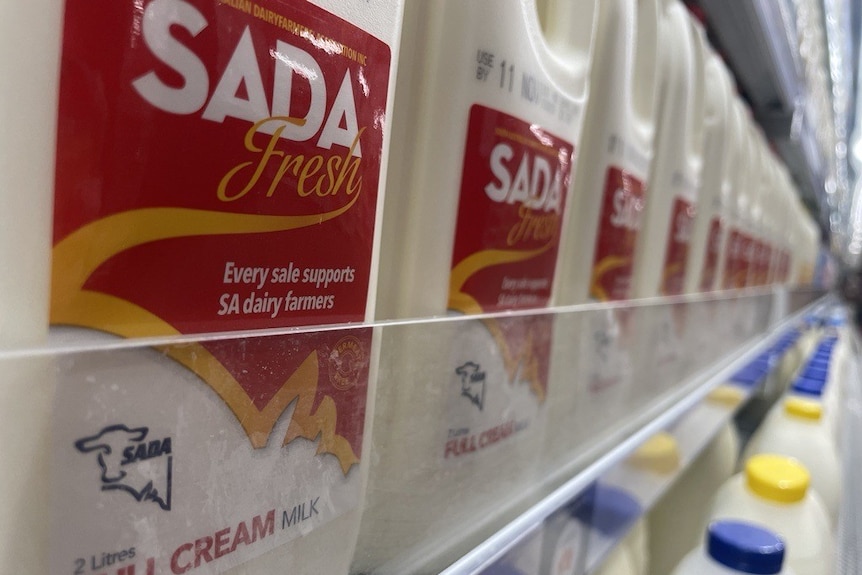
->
[739,233,756,288]
[700,217,722,291]
[722,229,744,289]
[51,0,390,460]
[449,104,573,313]
[590,167,646,301]
[660,198,696,296]
[54,0,390,332]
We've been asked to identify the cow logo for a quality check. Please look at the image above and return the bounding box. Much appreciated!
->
[456,362,486,411]
[74,424,173,511]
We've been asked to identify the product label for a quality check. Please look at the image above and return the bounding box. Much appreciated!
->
[590,167,646,301]
[660,197,696,295]
[449,104,573,314]
[53,327,371,575]
[700,217,722,291]
[54,0,391,333]
[51,1,389,572]
[443,104,569,461]
[722,229,749,289]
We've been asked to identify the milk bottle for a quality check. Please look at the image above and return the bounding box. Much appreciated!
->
[709,455,833,575]
[743,398,841,523]
[49,1,405,573]
[631,2,706,298]
[543,0,661,483]
[358,0,598,571]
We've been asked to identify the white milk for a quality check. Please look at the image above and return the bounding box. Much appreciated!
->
[743,398,841,524]
[709,455,833,575]
[359,0,597,572]
[671,520,795,575]
[0,0,62,570]
[684,51,735,294]
[48,1,405,574]
[648,423,739,575]
[631,1,706,298]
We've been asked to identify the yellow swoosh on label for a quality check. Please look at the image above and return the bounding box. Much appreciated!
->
[590,255,630,302]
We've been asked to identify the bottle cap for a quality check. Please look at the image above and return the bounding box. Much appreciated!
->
[801,366,828,380]
[629,432,679,474]
[784,397,823,421]
[791,377,825,397]
[707,520,786,574]
[745,454,809,504]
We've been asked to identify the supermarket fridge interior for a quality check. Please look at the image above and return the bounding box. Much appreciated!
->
[2,0,862,573]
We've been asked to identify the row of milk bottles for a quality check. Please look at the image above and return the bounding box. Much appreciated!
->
[365,1,821,572]
[0,0,828,574]
[634,315,849,575]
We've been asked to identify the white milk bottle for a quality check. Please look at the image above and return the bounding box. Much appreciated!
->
[720,110,757,291]
[359,1,597,572]
[553,0,660,305]
[629,5,705,392]
[684,51,735,294]
[630,2,706,299]
[49,1,405,574]
[648,422,739,575]
[672,520,795,575]
[0,0,63,571]
[743,398,842,524]
[709,455,833,575]
[543,0,661,483]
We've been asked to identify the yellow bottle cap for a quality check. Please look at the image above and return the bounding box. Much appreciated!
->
[629,432,680,475]
[784,397,823,421]
[708,385,745,408]
[745,454,810,504]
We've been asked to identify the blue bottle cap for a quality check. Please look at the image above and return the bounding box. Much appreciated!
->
[801,366,828,380]
[707,520,786,574]
[807,359,830,370]
[791,377,825,397]
[730,369,763,387]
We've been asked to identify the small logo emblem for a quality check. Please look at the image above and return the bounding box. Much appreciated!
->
[329,336,365,391]
[74,424,173,511]
[456,362,486,411]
